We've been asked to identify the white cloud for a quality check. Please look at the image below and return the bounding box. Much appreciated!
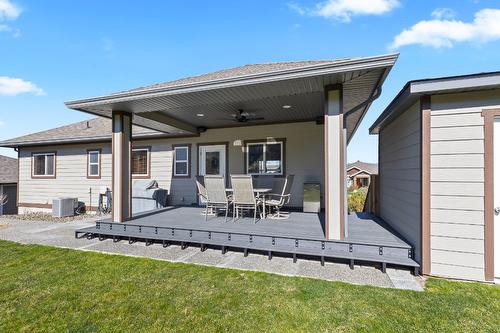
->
[0,76,45,96]
[0,0,21,37]
[431,8,456,20]
[0,0,21,20]
[289,0,400,22]
[0,23,19,37]
[0,121,5,127]
[390,8,500,49]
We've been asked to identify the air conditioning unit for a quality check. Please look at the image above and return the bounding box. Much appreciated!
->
[52,198,78,217]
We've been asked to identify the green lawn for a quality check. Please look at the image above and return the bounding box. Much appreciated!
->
[0,241,498,332]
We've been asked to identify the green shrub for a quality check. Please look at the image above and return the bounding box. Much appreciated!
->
[348,188,367,213]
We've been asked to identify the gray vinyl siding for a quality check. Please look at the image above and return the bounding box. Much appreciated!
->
[429,89,500,281]
[378,101,422,263]
[18,121,324,210]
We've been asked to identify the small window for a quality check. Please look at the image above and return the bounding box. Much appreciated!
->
[246,141,284,175]
[87,150,101,178]
[32,152,56,177]
[132,148,150,177]
[174,146,190,177]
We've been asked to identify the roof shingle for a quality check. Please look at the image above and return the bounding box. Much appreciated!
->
[0,155,18,183]
[0,117,163,147]
[123,60,349,94]
[347,160,378,175]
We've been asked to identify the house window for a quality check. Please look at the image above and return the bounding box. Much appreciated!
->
[132,148,150,177]
[32,152,56,177]
[173,146,190,177]
[87,150,101,178]
[246,141,284,175]
[359,177,369,187]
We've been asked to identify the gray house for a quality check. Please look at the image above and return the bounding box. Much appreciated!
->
[0,155,18,215]
[2,54,424,272]
[370,71,500,283]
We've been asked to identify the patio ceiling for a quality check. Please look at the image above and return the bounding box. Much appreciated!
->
[65,53,398,143]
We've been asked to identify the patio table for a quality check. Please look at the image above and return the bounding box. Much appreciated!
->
[226,188,272,218]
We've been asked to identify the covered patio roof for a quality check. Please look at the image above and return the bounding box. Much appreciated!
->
[65,53,398,143]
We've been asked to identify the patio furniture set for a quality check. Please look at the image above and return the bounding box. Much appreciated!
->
[196,174,295,223]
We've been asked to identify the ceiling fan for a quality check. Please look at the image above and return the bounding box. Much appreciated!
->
[219,109,264,123]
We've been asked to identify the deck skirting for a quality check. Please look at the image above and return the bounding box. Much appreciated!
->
[76,221,419,272]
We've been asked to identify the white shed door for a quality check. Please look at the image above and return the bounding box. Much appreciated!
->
[493,119,500,281]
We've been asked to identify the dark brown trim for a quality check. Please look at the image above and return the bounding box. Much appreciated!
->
[338,87,345,240]
[16,149,20,207]
[111,114,116,222]
[19,202,52,209]
[131,146,151,179]
[242,138,286,176]
[128,116,132,220]
[197,142,230,182]
[30,151,57,179]
[324,115,329,239]
[18,202,98,211]
[481,108,500,282]
[172,143,192,178]
[86,148,102,179]
[420,95,431,275]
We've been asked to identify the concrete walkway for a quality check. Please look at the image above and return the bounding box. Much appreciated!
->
[0,217,424,291]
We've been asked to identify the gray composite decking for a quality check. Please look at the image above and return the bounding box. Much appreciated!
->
[76,207,419,272]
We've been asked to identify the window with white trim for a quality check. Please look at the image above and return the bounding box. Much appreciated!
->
[174,146,189,176]
[87,150,100,177]
[32,152,56,177]
[246,141,283,175]
[132,148,149,176]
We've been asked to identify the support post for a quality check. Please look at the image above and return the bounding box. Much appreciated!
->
[324,86,346,240]
[111,111,132,222]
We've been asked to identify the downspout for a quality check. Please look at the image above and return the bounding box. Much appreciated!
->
[343,86,382,129]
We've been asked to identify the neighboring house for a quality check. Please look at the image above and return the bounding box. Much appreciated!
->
[2,54,422,273]
[346,160,378,188]
[0,155,18,215]
[370,71,500,283]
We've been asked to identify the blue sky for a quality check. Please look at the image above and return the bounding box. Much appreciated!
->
[1,0,500,161]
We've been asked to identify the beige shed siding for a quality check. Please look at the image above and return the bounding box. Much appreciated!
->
[378,101,422,263]
[18,121,324,210]
[429,89,500,281]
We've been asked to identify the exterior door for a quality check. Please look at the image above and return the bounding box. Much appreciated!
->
[494,119,500,281]
[199,145,226,178]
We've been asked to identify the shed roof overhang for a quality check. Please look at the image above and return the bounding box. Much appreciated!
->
[370,71,500,134]
[66,53,398,143]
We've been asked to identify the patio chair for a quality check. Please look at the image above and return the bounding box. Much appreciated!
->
[231,175,262,223]
[204,175,232,222]
[196,176,213,216]
[265,174,295,219]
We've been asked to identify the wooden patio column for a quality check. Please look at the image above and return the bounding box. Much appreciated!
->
[111,111,132,222]
[324,86,346,240]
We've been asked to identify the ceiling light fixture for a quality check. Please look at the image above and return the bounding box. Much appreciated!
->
[282,105,292,109]
[196,113,204,117]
